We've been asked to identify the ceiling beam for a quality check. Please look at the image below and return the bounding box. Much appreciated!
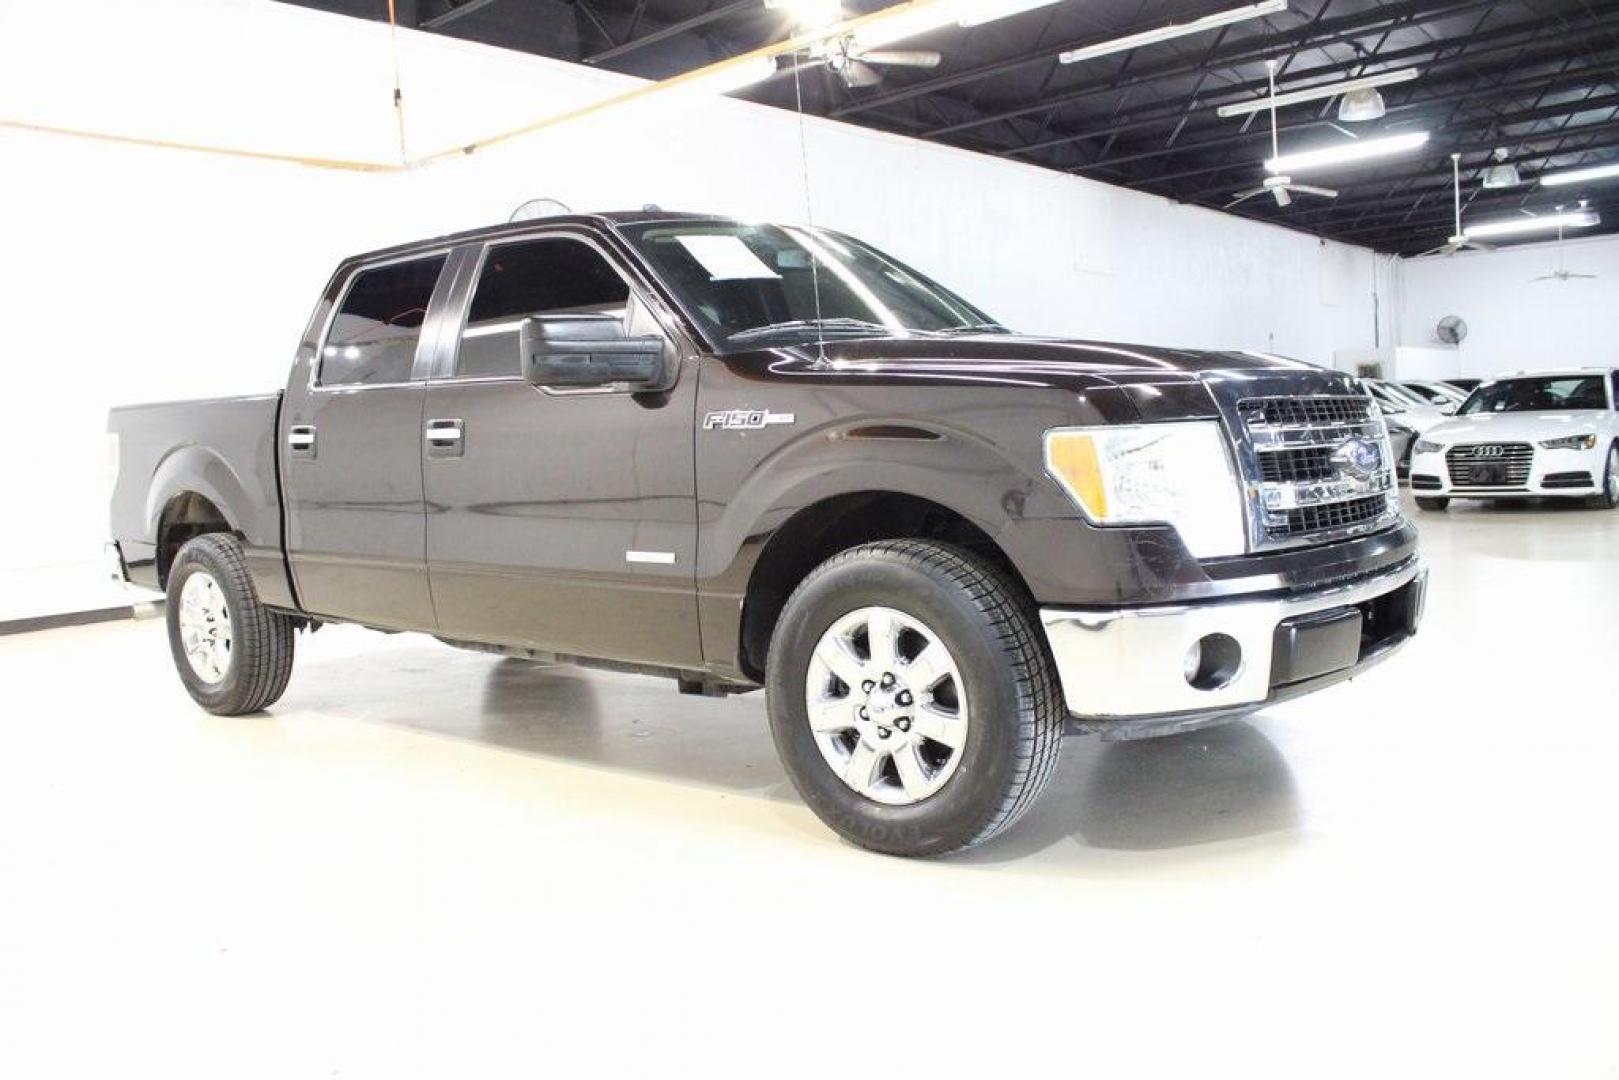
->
[422,0,507,30]
[584,0,759,64]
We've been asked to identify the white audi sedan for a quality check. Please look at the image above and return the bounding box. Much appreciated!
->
[1409,368,1619,511]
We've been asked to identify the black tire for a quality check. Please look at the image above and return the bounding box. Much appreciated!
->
[1586,443,1619,510]
[765,540,1064,857]
[1415,496,1449,512]
[165,533,295,715]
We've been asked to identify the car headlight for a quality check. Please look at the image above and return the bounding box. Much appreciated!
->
[1540,433,1597,450]
[1413,438,1444,454]
[1044,422,1246,559]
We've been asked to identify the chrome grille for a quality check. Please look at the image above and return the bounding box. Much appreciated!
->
[1445,443,1533,489]
[1238,395,1397,544]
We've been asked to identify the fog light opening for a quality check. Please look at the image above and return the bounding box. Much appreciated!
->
[1184,633,1242,691]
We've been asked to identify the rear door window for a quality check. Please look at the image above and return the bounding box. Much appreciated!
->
[320,255,448,387]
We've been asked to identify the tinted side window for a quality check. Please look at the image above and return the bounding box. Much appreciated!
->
[457,238,631,378]
[1611,372,1619,409]
[320,256,447,387]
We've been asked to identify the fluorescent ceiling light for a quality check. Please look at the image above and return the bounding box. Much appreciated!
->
[1264,130,1429,173]
[766,0,843,27]
[1059,0,1287,65]
[1540,162,1619,187]
[675,56,780,96]
[855,0,1091,51]
[1465,210,1600,240]
[1217,67,1419,118]
[957,0,1065,28]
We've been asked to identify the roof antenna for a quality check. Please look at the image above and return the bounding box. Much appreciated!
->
[789,52,829,367]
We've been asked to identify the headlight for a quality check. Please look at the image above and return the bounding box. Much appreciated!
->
[1413,438,1444,454]
[1540,433,1597,450]
[1044,422,1246,559]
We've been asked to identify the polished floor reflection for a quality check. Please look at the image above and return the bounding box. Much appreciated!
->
[3,498,1616,1076]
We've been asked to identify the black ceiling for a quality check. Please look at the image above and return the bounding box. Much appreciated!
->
[282,0,1619,254]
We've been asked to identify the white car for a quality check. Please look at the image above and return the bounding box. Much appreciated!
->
[1399,380,1469,407]
[1409,368,1619,511]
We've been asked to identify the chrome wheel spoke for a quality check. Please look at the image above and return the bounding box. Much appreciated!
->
[808,695,860,733]
[815,636,868,691]
[902,642,950,692]
[864,608,898,669]
[842,742,884,794]
[891,743,932,801]
[910,703,967,750]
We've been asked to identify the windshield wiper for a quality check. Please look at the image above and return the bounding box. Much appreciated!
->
[729,318,891,343]
[933,322,1012,335]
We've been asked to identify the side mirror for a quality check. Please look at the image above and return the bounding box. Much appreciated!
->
[1441,406,1456,416]
[520,315,668,390]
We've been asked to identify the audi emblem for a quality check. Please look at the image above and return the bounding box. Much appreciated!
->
[1470,445,1505,458]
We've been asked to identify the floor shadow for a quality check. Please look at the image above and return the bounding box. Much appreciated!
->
[340,651,797,799]
[959,720,1302,863]
[294,640,1300,857]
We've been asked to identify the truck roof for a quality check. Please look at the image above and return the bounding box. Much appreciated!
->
[343,210,738,266]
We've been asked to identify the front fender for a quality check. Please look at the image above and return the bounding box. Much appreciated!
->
[696,415,1076,597]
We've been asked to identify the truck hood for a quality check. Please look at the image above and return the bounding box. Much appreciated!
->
[737,333,1358,423]
[771,333,1323,378]
[1426,410,1611,445]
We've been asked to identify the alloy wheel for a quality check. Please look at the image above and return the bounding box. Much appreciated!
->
[804,606,969,806]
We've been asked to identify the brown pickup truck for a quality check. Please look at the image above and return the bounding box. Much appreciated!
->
[108,211,1425,855]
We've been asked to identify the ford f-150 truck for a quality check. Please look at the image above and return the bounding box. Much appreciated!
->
[108,211,1426,856]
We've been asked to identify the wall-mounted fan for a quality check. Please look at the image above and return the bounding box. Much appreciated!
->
[1414,154,1492,257]
[1226,61,1339,209]
[821,35,941,88]
[1436,315,1467,345]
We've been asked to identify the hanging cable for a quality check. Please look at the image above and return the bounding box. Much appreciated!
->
[385,0,409,163]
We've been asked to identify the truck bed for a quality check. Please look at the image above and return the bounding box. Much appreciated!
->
[107,393,289,602]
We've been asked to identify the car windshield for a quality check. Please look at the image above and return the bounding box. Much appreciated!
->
[1401,383,1451,405]
[1459,376,1610,414]
[617,222,1001,350]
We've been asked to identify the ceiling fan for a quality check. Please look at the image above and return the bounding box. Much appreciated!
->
[1532,209,1599,282]
[1414,153,1493,257]
[820,34,941,88]
[1226,61,1339,209]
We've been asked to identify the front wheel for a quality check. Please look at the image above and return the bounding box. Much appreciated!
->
[165,534,295,715]
[1415,496,1450,512]
[1587,444,1619,510]
[766,540,1064,857]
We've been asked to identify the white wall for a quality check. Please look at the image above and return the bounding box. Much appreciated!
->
[1397,232,1619,380]
[0,0,1381,620]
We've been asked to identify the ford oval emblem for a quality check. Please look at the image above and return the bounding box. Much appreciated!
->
[1333,437,1382,481]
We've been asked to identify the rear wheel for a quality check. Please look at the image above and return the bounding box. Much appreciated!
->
[766,540,1064,857]
[165,534,295,715]
[1415,496,1449,512]
[1587,444,1619,510]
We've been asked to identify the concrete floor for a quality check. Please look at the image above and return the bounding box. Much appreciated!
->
[3,500,1617,1077]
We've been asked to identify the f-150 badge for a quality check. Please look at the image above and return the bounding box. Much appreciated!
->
[703,409,796,431]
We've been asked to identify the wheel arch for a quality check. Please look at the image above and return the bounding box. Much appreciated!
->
[733,490,1031,682]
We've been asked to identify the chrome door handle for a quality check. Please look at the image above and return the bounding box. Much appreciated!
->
[426,418,464,458]
[288,425,316,458]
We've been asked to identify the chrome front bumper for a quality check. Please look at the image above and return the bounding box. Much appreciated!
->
[1040,558,1425,726]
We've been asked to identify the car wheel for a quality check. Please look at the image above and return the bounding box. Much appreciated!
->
[1588,444,1619,510]
[766,539,1064,857]
[165,533,296,715]
[1415,496,1449,512]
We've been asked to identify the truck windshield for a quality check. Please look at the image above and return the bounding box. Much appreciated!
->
[616,222,1002,350]
[1459,375,1610,414]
